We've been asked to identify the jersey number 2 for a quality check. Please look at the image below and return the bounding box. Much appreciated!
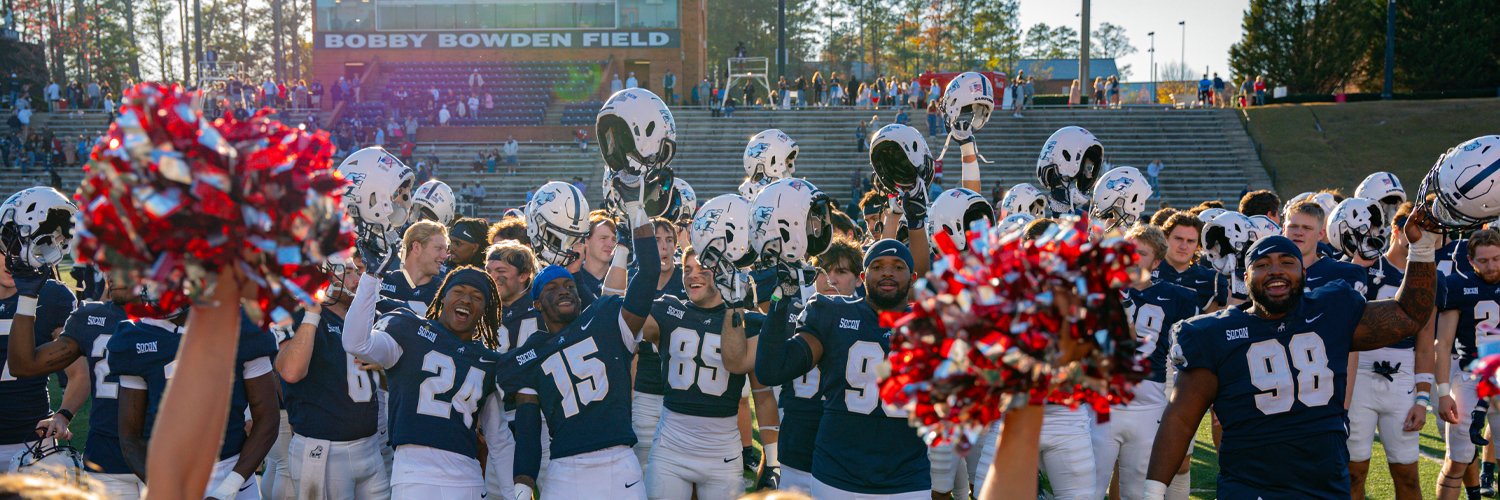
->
[1247,333,1334,415]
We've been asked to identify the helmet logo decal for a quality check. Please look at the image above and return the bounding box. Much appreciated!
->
[746,142,769,159]
[533,189,557,207]
[694,208,723,233]
[1105,176,1134,191]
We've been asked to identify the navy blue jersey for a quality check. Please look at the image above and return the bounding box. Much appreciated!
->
[750,267,778,307]
[58,301,130,473]
[281,309,381,442]
[633,267,685,395]
[1317,241,1342,261]
[498,299,542,353]
[380,269,442,315]
[108,313,277,460]
[0,281,76,444]
[1439,273,1500,367]
[1153,261,1217,309]
[1305,257,1368,296]
[573,267,605,301]
[798,295,929,494]
[650,296,760,418]
[373,309,507,459]
[519,295,638,459]
[1363,257,1416,350]
[1125,282,1200,383]
[1439,239,1474,278]
[1171,281,1366,453]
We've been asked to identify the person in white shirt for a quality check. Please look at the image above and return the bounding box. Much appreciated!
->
[611,74,624,94]
[44,81,60,111]
[438,105,451,126]
[1146,159,1164,194]
[626,72,639,89]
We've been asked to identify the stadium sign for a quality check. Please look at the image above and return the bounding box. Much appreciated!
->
[318,30,679,50]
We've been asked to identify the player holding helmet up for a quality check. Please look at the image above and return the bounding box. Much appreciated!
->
[740,129,799,198]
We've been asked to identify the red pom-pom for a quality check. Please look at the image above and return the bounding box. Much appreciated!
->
[74,83,352,321]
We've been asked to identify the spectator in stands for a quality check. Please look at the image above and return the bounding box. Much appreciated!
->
[795,75,807,108]
[1212,73,1226,108]
[626,72,639,90]
[438,104,451,126]
[695,78,709,106]
[735,41,748,58]
[86,80,101,109]
[811,72,824,107]
[611,73,624,94]
[351,74,363,103]
[857,83,870,109]
[1092,76,1106,109]
[571,176,586,194]
[470,182,487,212]
[456,98,467,119]
[855,119,869,152]
[1012,76,1026,117]
[575,127,589,152]
[472,150,485,173]
[1068,79,1080,107]
[910,77,923,109]
[1106,76,1119,108]
[742,80,756,107]
[830,78,844,107]
[400,140,415,165]
[374,126,385,148]
[469,69,485,91]
[263,77,278,108]
[486,149,498,174]
[504,136,519,173]
[15,107,31,138]
[925,100,941,138]
[1197,74,1212,108]
[1146,158,1164,194]
[1254,75,1267,105]
[405,115,419,138]
[468,94,480,120]
[484,92,494,112]
[663,70,676,105]
[894,107,909,126]
[1025,77,1037,109]
[44,81,59,111]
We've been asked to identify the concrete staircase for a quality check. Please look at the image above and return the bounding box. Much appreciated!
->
[0,107,1273,223]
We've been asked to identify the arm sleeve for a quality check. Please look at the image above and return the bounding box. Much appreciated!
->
[753,296,817,386]
[512,400,543,480]
[37,282,77,335]
[342,274,403,368]
[623,233,661,319]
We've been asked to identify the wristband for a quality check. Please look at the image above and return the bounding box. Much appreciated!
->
[1416,373,1436,387]
[55,409,73,422]
[961,141,979,181]
[206,471,247,499]
[1144,479,1168,500]
[611,246,630,269]
[1437,382,1452,396]
[762,442,779,467]
[1415,391,1431,406]
[16,295,37,317]
[1408,232,1437,263]
[300,313,321,330]
[513,483,534,500]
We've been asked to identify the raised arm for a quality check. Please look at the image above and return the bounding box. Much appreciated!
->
[1352,226,1437,351]
[619,211,660,335]
[6,308,82,378]
[342,273,402,368]
[753,292,823,386]
[720,307,752,374]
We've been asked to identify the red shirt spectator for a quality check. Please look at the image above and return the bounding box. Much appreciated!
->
[400,141,415,160]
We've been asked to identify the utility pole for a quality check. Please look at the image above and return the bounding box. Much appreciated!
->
[1382,0,1395,99]
[1178,20,1186,78]
[1079,0,1090,105]
[1148,31,1156,103]
[777,0,786,79]
[194,0,202,85]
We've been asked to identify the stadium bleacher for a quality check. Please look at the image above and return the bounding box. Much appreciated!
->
[379,60,605,127]
[560,101,604,126]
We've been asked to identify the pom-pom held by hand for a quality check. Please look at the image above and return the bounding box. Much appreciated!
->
[878,217,1144,449]
[74,82,353,321]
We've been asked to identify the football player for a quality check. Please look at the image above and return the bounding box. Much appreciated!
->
[446,217,491,269]
[636,247,760,499]
[4,266,131,496]
[484,241,548,497]
[1283,201,1368,294]
[1436,229,1500,500]
[572,211,618,298]
[381,220,450,315]
[510,193,664,499]
[1153,212,1218,308]
[343,259,544,498]
[1146,225,1435,497]
[1092,225,1198,500]
[274,251,402,499]
[109,309,280,499]
[629,218,685,467]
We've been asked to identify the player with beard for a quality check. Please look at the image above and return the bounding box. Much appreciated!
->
[5,267,135,497]
[446,218,491,269]
[381,220,451,315]
[1342,202,1432,500]
[1283,201,1368,294]
[1153,212,1218,309]
[273,251,405,499]
[1146,217,1436,498]
[343,256,548,498]
[1434,229,1500,500]
[110,308,280,500]
[756,239,933,498]
[509,197,663,499]
[1092,225,1198,500]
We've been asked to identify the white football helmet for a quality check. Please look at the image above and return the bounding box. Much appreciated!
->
[1419,135,1500,233]
[0,187,77,268]
[1327,197,1390,261]
[668,178,698,224]
[750,178,833,264]
[411,180,456,226]
[524,181,591,267]
[1196,207,1227,225]
[1248,215,1281,237]
[869,124,934,194]
[941,72,994,133]
[596,88,677,175]
[1089,166,1153,231]
[1000,183,1047,218]
[1036,126,1104,212]
[993,213,1037,238]
[1283,192,1315,217]
[927,188,996,251]
[690,194,757,281]
[1203,211,1256,275]
[1355,171,1406,225]
[1311,192,1339,217]
[738,178,773,199]
[9,439,85,486]
[743,129,799,184]
[337,146,415,236]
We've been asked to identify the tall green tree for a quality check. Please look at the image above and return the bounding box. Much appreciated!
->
[1361,0,1500,92]
[967,0,1021,72]
[1228,0,1374,94]
[1090,22,1135,80]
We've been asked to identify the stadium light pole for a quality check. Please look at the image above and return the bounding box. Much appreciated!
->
[1148,32,1156,103]
[1079,0,1090,105]
[1178,20,1185,77]
[777,0,786,80]
[1382,0,1395,99]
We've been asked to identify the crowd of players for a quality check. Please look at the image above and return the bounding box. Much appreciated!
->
[0,73,1497,500]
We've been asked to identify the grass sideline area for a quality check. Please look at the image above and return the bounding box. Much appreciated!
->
[1241,98,1500,197]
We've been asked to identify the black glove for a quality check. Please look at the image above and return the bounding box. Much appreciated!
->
[741,446,761,473]
[357,231,396,277]
[901,183,928,229]
[1473,400,1490,447]
[755,465,780,491]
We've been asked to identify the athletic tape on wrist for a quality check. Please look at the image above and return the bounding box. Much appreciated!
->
[207,471,247,500]
[300,313,321,329]
[762,442,779,466]
[15,295,37,316]
[1416,373,1436,387]
[1408,233,1437,263]
[1143,479,1168,500]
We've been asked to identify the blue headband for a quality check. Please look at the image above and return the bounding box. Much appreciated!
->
[440,268,495,305]
[531,265,575,301]
[864,239,915,270]
[1246,235,1303,265]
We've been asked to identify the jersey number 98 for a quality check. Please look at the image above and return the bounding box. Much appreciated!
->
[1247,333,1334,415]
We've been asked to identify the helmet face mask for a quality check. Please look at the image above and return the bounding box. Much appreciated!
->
[411,180,456,226]
[525,181,591,267]
[1001,183,1047,218]
[1036,127,1104,212]
[869,124,933,194]
[338,147,415,237]
[928,188,995,251]
[1328,198,1390,261]
[0,187,79,268]
[1416,137,1500,234]
[942,72,994,132]
[750,178,831,264]
[1203,212,1255,275]
[1089,166,1152,233]
[597,88,677,176]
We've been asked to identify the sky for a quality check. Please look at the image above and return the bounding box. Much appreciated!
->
[1015,0,1251,82]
